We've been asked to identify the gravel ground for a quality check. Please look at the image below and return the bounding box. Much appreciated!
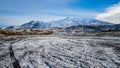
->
[0,35,120,68]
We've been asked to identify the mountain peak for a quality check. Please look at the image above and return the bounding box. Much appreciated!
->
[30,20,34,22]
[64,17,70,20]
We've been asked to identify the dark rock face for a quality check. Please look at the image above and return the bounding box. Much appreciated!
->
[0,35,120,68]
[9,46,21,68]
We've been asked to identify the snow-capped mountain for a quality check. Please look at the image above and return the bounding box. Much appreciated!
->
[20,21,50,29]
[50,17,112,27]
[6,17,112,29]
[6,25,20,30]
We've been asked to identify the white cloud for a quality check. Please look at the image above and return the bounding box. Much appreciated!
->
[96,3,120,24]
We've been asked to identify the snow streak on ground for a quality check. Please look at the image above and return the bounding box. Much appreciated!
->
[0,35,120,68]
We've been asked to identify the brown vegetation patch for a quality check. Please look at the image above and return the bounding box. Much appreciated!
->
[0,29,53,37]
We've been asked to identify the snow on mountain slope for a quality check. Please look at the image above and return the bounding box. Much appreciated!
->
[6,25,20,30]
[50,17,112,27]
[96,3,120,24]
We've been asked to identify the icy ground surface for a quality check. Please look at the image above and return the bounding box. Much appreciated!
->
[0,35,120,68]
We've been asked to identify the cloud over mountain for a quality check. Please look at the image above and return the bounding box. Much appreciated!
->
[96,3,120,24]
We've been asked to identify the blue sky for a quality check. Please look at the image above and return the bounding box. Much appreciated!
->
[0,0,120,26]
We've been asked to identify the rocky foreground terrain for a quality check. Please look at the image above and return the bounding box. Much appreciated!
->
[0,35,120,68]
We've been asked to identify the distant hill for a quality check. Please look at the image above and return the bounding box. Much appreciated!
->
[0,25,7,28]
